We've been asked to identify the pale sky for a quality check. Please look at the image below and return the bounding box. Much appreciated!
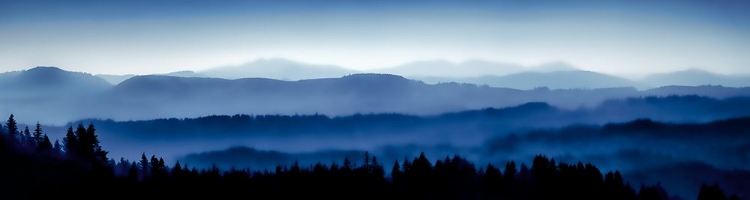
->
[1,0,749,76]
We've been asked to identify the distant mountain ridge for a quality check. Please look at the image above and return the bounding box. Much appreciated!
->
[417,70,647,90]
[199,58,358,81]
[2,66,750,125]
[640,69,750,88]
[85,59,750,88]
[96,70,206,85]
[0,66,112,97]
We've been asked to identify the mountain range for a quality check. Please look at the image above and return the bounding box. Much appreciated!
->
[2,65,750,125]
[91,58,750,90]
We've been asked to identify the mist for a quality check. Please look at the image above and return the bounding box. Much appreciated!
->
[169,117,750,199]
[3,66,750,126]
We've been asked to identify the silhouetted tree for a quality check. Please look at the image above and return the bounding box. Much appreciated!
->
[150,155,167,180]
[73,123,103,162]
[33,122,43,144]
[482,163,502,199]
[0,116,735,199]
[402,157,412,173]
[697,183,727,200]
[371,156,385,178]
[87,124,108,163]
[390,160,404,194]
[637,183,669,200]
[62,126,76,156]
[139,153,149,179]
[74,124,88,157]
[172,161,183,180]
[406,152,434,199]
[38,134,52,152]
[504,161,517,182]
[126,163,139,183]
[391,160,402,179]
[6,114,18,139]
[52,139,62,156]
[604,170,636,200]
[22,126,32,148]
[518,163,530,181]
[343,157,352,172]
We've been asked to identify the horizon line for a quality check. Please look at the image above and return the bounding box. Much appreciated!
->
[4,57,743,79]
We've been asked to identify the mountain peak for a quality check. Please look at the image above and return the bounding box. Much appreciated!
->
[27,66,65,71]
[201,58,356,80]
[0,66,112,97]
[531,61,579,72]
[639,68,750,87]
[253,58,300,64]
[164,70,206,78]
[375,59,525,78]
[341,73,410,82]
[20,66,92,79]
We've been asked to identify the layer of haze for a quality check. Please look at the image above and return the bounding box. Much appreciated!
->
[1,0,749,77]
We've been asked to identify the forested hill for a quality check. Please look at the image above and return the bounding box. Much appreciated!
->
[66,95,750,140]
[0,114,744,199]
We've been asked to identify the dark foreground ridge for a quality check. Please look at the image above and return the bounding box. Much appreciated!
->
[0,114,741,200]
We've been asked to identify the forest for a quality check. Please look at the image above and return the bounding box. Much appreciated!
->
[0,114,740,200]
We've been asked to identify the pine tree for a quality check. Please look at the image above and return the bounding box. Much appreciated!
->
[63,126,77,156]
[38,134,52,152]
[53,139,62,155]
[173,161,183,177]
[74,123,88,159]
[33,122,43,144]
[402,157,412,173]
[158,158,165,171]
[68,123,107,162]
[372,156,384,178]
[150,155,159,171]
[127,163,139,183]
[391,160,402,178]
[6,114,18,139]
[504,161,517,182]
[23,126,32,147]
[150,155,165,179]
[140,153,150,179]
[87,124,107,163]
[697,183,727,200]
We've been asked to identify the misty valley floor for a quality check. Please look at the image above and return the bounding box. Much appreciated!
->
[1,112,748,200]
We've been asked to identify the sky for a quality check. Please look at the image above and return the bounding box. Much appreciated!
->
[1,0,749,76]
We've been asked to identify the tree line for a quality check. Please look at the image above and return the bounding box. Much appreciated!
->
[0,114,741,199]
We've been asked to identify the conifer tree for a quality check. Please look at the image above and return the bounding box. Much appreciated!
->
[140,153,150,178]
[53,139,62,155]
[23,126,32,147]
[33,122,43,143]
[38,134,52,151]
[63,126,77,155]
[6,114,18,139]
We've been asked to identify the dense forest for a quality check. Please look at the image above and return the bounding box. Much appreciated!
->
[70,95,750,139]
[0,114,742,200]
